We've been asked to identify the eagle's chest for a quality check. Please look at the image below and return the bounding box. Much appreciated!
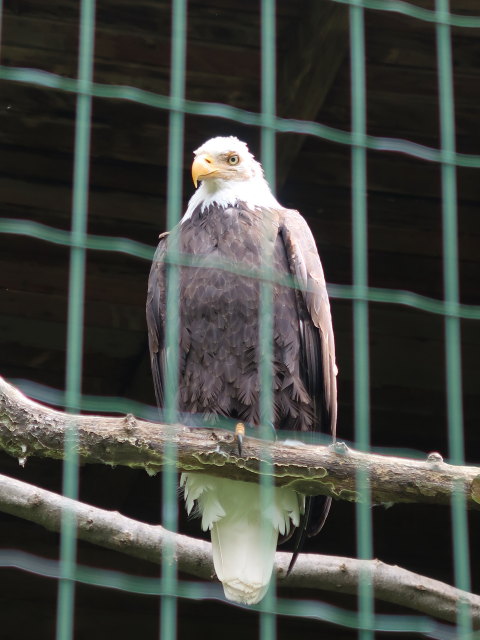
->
[182,206,263,264]
[179,207,269,318]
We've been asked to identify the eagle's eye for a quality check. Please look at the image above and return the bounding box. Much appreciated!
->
[227,154,239,166]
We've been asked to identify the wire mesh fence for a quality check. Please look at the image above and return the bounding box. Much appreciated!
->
[0,0,479,639]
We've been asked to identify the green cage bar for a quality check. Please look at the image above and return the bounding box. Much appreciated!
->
[56,1,96,639]
[435,0,472,636]
[349,1,374,639]
[259,0,277,638]
[161,0,188,638]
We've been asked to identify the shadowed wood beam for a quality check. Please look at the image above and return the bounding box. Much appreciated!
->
[276,0,349,188]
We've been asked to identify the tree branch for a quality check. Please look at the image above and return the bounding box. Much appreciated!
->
[1,376,480,509]
[0,471,478,627]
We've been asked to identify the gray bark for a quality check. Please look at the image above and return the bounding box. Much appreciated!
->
[0,471,478,628]
[1,376,480,509]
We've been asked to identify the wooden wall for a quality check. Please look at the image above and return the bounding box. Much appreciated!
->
[1,1,479,638]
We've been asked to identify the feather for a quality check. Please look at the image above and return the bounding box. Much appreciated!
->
[146,136,337,605]
[182,473,303,605]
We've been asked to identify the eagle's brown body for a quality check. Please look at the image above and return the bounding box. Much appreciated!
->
[146,136,336,605]
[147,201,334,434]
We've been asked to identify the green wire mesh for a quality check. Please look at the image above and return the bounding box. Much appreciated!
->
[162,1,187,637]
[349,4,374,640]
[0,0,479,638]
[436,1,472,636]
[57,1,95,639]
[258,1,277,636]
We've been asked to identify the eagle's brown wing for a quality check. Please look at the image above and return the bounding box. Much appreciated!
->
[279,208,337,546]
[146,232,169,409]
[280,208,337,436]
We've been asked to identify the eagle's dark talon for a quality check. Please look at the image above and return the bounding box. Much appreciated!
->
[236,433,243,456]
[234,422,245,457]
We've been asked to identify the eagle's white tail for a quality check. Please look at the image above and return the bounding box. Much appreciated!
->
[181,473,303,605]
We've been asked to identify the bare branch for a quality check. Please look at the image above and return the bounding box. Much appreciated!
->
[1,376,480,509]
[0,471,478,627]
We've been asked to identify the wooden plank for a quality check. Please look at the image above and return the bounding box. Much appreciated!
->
[292,186,480,262]
[3,146,479,262]
[365,63,480,105]
[4,0,297,37]
[0,315,143,359]
[0,255,146,306]
[337,383,480,454]
[3,290,145,332]
[1,338,149,400]
[3,301,479,402]
[2,181,479,304]
[276,0,349,186]
[0,82,256,166]
[288,144,480,203]
[3,201,479,305]
[373,0,480,18]
[320,61,479,135]
[2,14,261,78]
[366,13,480,70]
[0,175,165,228]
[2,364,145,402]
[332,302,480,397]
[2,42,259,109]
[312,243,480,304]
[0,146,162,200]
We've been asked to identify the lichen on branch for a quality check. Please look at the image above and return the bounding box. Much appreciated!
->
[1,376,480,509]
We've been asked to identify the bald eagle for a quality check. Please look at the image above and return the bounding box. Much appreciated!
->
[147,136,337,605]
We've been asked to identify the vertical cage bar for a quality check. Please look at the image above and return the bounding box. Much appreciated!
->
[161,0,187,638]
[435,0,471,636]
[261,0,276,190]
[56,1,95,639]
[350,2,374,639]
[259,0,276,637]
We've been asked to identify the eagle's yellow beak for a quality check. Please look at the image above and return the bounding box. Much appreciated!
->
[192,154,217,188]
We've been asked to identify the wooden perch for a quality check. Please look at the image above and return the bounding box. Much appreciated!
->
[0,471,479,627]
[1,376,480,509]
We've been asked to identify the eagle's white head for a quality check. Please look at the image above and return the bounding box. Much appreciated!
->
[183,136,281,220]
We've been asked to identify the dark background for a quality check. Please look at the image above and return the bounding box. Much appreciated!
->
[0,0,479,637]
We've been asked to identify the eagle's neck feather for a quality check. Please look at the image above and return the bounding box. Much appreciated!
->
[182,175,281,221]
